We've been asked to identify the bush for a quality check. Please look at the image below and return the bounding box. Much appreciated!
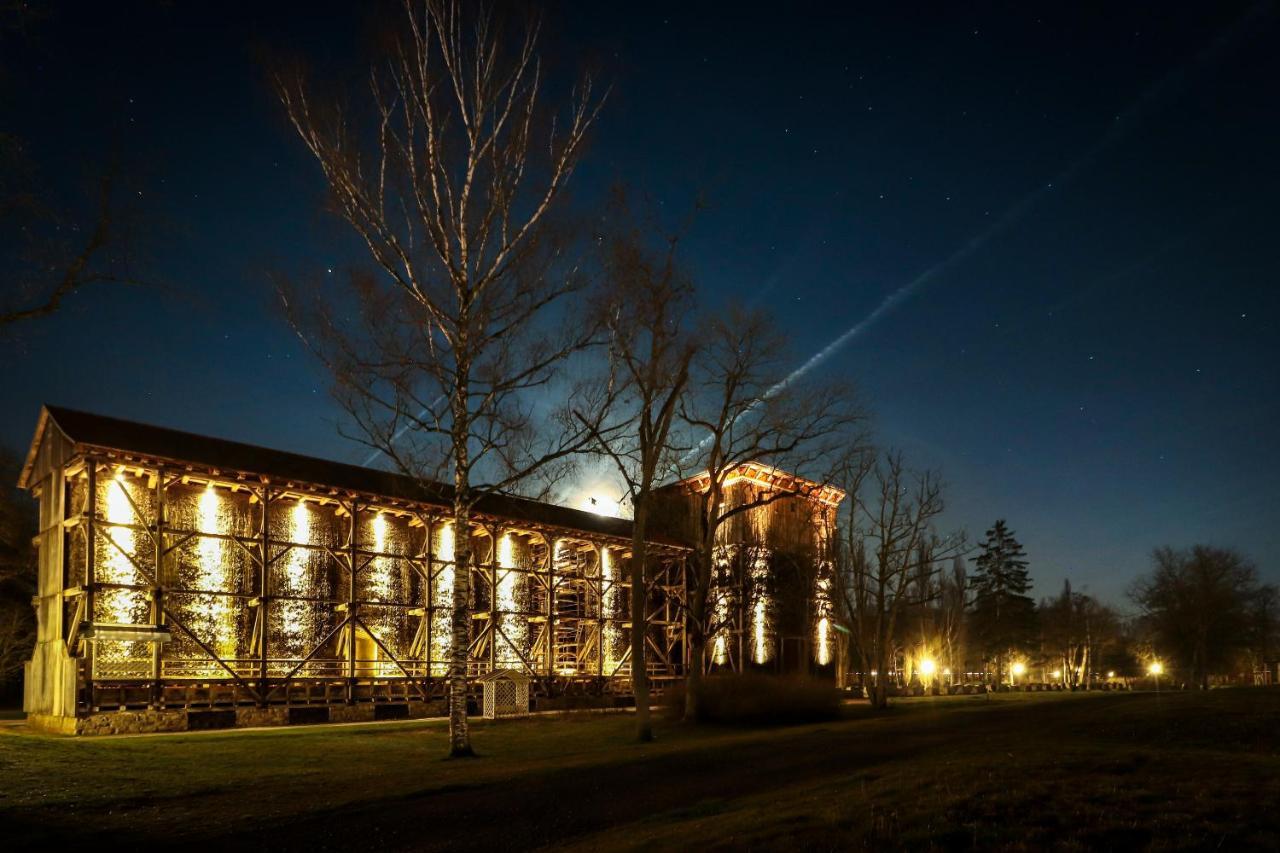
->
[666,673,842,725]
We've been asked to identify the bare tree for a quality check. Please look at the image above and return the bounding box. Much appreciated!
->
[1130,545,1263,690]
[1,7,154,327]
[576,205,698,741]
[832,450,965,709]
[1,85,149,329]
[677,305,863,720]
[275,0,604,757]
[1039,580,1119,688]
[937,555,967,680]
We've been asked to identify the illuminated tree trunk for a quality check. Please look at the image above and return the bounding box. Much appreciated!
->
[448,388,476,758]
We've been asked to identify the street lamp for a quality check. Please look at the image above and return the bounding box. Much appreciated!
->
[1010,661,1026,686]
[1149,660,1163,694]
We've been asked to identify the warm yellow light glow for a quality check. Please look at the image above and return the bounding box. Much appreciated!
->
[196,485,235,663]
[95,474,150,676]
[752,598,768,664]
[815,575,831,666]
[751,553,770,664]
[430,523,455,676]
[496,533,526,668]
[1107,670,1116,678]
[1051,669,1061,679]
[1010,661,1027,678]
[942,667,952,677]
[710,549,731,667]
[364,511,398,675]
[281,499,312,659]
[578,490,622,517]
[101,475,144,624]
[601,546,621,674]
[919,658,937,677]
[1148,661,1163,676]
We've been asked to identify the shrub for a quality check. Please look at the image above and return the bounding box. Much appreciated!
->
[667,673,842,725]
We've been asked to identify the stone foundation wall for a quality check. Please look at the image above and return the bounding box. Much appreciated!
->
[27,701,446,736]
[76,709,188,736]
[236,706,290,728]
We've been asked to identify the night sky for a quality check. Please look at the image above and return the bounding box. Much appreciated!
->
[2,2,1276,605]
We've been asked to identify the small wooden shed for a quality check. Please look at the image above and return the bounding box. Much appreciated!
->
[476,669,531,719]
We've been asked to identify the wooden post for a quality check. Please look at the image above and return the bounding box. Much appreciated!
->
[597,544,606,680]
[257,487,270,704]
[84,459,97,713]
[736,551,746,673]
[680,555,689,678]
[346,500,359,703]
[546,538,557,678]
[425,518,434,683]
[489,526,498,672]
[151,467,165,708]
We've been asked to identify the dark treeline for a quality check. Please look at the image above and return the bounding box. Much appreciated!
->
[831,516,1277,702]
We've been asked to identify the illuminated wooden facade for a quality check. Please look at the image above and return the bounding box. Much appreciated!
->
[655,463,844,675]
[21,407,687,734]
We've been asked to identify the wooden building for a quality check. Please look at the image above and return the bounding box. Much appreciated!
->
[654,463,845,677]
[20,406,688,734]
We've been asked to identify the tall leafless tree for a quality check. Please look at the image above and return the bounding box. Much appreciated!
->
[937,556,968,678]
[275,0,605,757]
[833,450,965,709]
[1130,545,1265,690]
[1,134,147,326]
[576,202,698,741]
[1,6,153,328]
[677,305,863,720]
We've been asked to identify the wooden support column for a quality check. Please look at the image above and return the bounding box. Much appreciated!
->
[346,500,359,703]
[489,526,498,672]
[83,459,97,713]
[150,467,165,708]
[736,550,746,673]
[257,487,271,704]
[680,555,689,677]
[424,519,434,682]
[546,538,557,678]
[597,544,606,679]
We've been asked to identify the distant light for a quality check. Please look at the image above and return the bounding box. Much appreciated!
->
[1051,670,1061,679]
[579,493,621,517]
[1107,670,1116,678]
[919,658,937,677]
[1010,661,1027,677]
[1148,661,1163,676]
[942,667,952,677]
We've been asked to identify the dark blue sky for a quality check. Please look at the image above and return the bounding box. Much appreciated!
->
[2,2,1276,605]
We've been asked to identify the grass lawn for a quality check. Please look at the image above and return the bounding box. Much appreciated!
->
[1,689,1278,850]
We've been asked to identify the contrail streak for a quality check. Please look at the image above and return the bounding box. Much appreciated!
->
[362,393,446,467]
[765,1,1269,397]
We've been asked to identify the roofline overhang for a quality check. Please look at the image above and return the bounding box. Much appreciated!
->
[21,405,690,553]
[662,460,846,508]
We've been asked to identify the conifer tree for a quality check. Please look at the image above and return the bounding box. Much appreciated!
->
[968,519,1037,685]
